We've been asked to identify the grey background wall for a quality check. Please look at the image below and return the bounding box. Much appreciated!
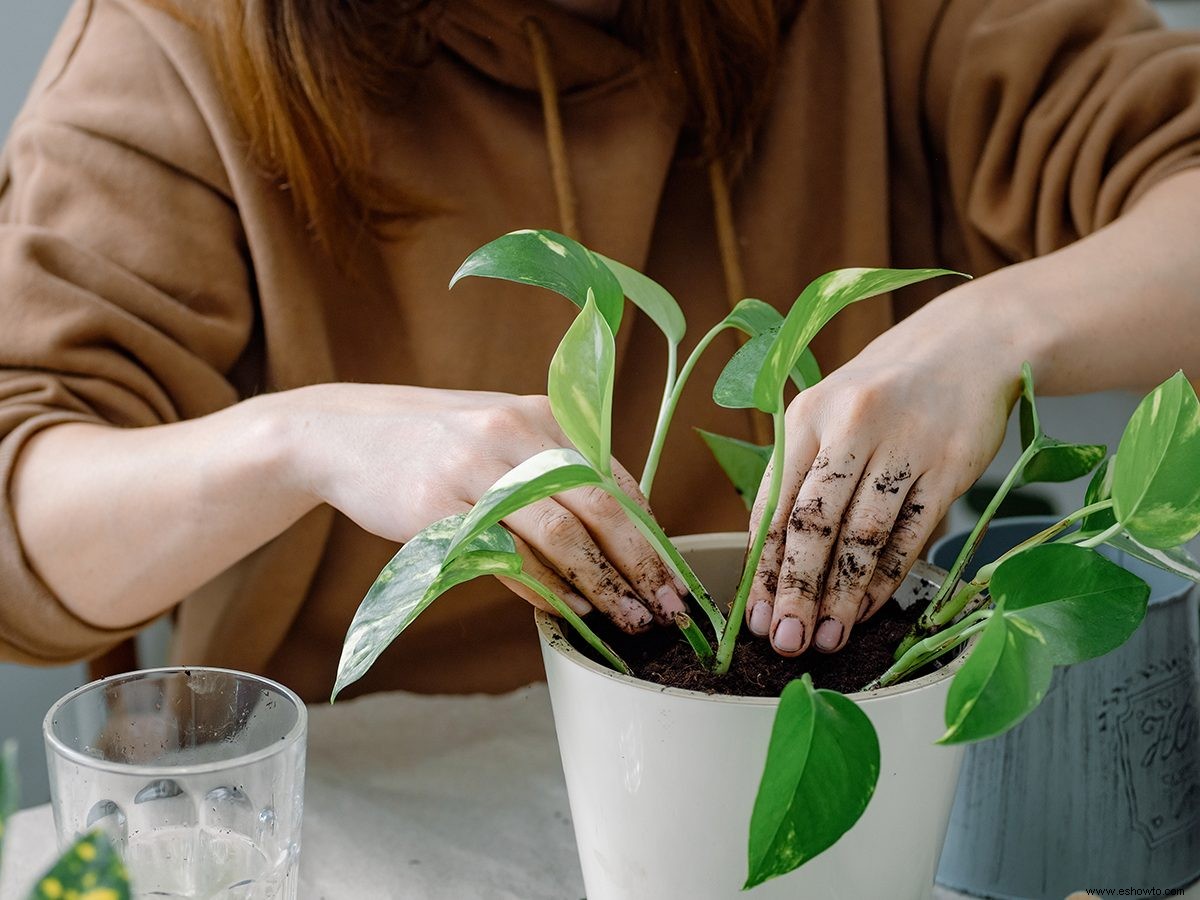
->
[1,0,1199,809]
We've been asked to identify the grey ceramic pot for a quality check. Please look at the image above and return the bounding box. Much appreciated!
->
[931,516,1200,900]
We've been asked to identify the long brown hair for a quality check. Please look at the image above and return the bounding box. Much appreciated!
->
[183,1,799,253]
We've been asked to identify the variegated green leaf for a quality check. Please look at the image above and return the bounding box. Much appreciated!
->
[595,253,685,344]
[746,675,879,888]
[1113,372,1200,548]
[939,602,1052,745]
[548,290,615,473]
[993,543,1149,666]
[754,268,962,413]
[334,516,520,700]
[447,448,604,562]
[450,229,624,334]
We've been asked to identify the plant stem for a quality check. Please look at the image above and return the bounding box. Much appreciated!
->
[1079,521,1124,549]
[675,613,715,663]
[971,498,1113,585]
[916,441,1040,633]
[919,497,1118,641]
[604,480,727,633]
[640,341,678,499]
[713,407,785,674]
[512,572,632,675]
[869,608,991,690]
[640,323,727,498]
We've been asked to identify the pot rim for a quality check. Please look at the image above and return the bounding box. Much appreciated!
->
[536,531,973,708]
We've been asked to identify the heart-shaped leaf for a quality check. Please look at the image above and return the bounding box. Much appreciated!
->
[1017,364,1106,485]
[1112,372,1200,549]
[548,291,615,473]
[447,448,605,561]
[450,229,624,334]
[991,543,1149,666]
[1076,456,1200,582]
[721,298,821,391]
[29,830,130,900]
[746,674,880,888]
[754,268,962,413]
[939,602,1052,745]
[696,429,772,510]
[0,739,16,864]
[595,253,685,344]
[714,329,777,410]
[334,516,521,700]
[1104,533,1200,583]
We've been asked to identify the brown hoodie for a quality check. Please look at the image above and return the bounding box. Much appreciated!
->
[2,0,1199,700]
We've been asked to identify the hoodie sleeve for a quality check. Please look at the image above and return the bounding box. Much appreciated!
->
[924,0,1200,272]
[0,0,253,664]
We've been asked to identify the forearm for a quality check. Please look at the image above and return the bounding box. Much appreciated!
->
[11,392,317,630]
[916,167,1200,395]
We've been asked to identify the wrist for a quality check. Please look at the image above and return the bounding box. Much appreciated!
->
[917,276,1049,400]
[234,387,328,510]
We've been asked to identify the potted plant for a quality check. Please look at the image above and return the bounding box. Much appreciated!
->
[333,230,1200,898]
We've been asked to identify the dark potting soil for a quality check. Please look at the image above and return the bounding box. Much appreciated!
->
[570,597,929,697]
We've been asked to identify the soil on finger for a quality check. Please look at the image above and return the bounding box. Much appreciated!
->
[568,594,931,697]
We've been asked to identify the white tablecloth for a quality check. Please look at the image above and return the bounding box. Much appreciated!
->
[2,685,1196,899]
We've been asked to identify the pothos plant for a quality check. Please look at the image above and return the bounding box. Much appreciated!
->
[0,740,131,900]
[333,229,1200,889]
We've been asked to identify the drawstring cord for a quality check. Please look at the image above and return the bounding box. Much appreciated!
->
[523,18,581,241]
[709,159,772,445]
[524,18,772,445]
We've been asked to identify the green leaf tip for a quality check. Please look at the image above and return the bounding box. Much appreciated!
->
[745,676,879,888]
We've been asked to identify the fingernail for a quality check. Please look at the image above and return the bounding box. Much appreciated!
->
[773,617,805,653]
[565,592,592,616]
[748,602,772,636]
[673,575,688,596]
[654,584,687,618]
[815,617,844,652]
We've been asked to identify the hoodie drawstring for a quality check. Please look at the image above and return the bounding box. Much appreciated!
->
[523,18,581,241]
[524,18,772,446]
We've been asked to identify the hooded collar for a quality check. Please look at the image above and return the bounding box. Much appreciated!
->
[436,0,646,94]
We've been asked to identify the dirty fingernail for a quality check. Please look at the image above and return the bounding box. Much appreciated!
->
[815,617,844,651]
[673,575,688,596]
[773,617,805,653]
[654,584,687,618]
[748,602,772,636]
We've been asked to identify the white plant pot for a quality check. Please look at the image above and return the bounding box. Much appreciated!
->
[537,533,970,900]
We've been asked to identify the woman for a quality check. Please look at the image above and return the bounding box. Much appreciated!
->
[2,0,1198,701]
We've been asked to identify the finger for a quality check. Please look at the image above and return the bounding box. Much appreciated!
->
[771,446,867,656]
[504,499,654,634]
[556,484,686,625]
[498,534,592,617]
[611,459,690,596]
[744,430,820,638]
[811,452,914,653]
[857,477,946,623]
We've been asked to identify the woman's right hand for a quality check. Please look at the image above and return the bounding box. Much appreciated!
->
[287,383,686,633]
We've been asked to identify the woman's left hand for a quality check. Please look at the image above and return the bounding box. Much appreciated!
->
[745,286,1023,657]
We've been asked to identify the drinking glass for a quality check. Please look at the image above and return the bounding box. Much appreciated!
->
[43,667,306,899]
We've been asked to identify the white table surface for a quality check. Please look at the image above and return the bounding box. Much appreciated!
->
[1,684,1196,900]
